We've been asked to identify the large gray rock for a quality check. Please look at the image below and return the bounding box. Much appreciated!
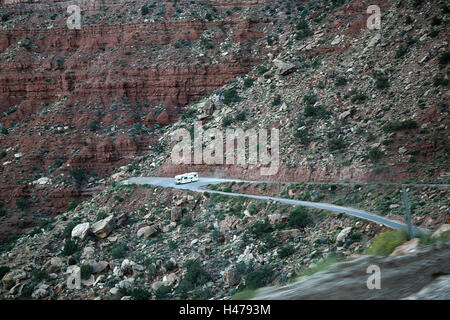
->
[170,207,183,222]
[273,59,297,76]
[223,267,241,286]
[89,261,109,274]
[137,225,157,239]
[32,288,49,299]
[336,227,352,242]
[390,238,421,257]
[91,215,115,239]
[71,222,91,241]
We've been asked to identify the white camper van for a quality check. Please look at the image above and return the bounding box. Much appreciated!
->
[175,172,199,185]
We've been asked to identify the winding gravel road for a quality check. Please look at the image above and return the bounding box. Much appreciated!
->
[122,177,414,230]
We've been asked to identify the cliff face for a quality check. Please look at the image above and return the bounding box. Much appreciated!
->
[0,0,284,240]
[0,20,265,111]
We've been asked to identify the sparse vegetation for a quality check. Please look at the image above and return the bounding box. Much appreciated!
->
[288,206,312,228]
[367,229,409,256]
[384,120,418,132]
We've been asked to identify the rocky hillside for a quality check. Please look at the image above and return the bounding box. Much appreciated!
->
[0,0,303,241]
[0,181,448,300]
[132,0,449,184]
[0,0,449,301]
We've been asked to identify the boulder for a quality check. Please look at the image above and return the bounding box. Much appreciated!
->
[137,225,157,239]
[390,238,421,257]
[117,279,133,291]
[50,257,64,268]
[91,215,115,239]
[162,273,178,286]
[90,261,109,274]
[336,227,352,242]
[431,224,450,240]
[82,246,95,259]
[281,229,301,238]
[2,269,26,289]
[71,222,91,241]
[268,214,281,225]
[223,267,241,286]
[32,288,48,299]
[273,59,297,76]
[170,207,183,222]
[156,111,170,126]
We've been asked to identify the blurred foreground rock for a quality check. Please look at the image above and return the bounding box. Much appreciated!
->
[254,242,450,300]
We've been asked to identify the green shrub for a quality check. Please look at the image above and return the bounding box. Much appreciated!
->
[251,218,273,238]
[130,288,151,300]
[63,221,78,239]
[328,138,346,151]
[271,95,282,106]
[88,119,99,132]
[153,140,166,154]
[433,74,448,87]
[155,285,171,299]
[294,21,312,40]
[351,91,367,104]
[180,108,197,121]
[70,168,87,184]
[383,120,418,132]
[20,283,35,298]
[223,88,241,106]
[111,242,128,259]
[257,66,268,75]
[16,197,31,211]
[430,16,442,26]
[304,104,328,118]
[235,110,246,122]
[141,5,149,15]
[0,266,10,280]
[395,46,408,58]
[211,230,224,243]
[243,78,255,89]
[438,51,450,67]
[367,229,408,256]
[180,216,194,227]
[80,265,93,280]
[375,75,389,90]
[244,265,274,290]
[68,201,79,211]
[63,239,79,256]
[177,260,210,294]
[288,206,312,228]
[32,269,48,282]
[278,245,295,258]
[335,76,347,87]
[222,114,233,127]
